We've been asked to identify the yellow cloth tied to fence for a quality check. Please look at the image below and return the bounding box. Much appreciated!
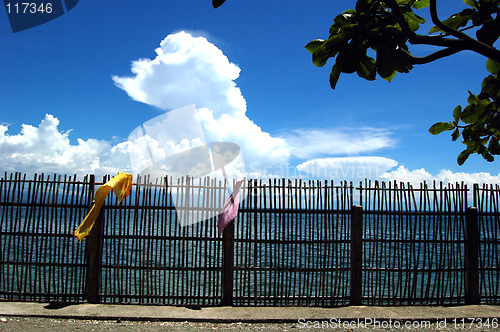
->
[74,172,133,241]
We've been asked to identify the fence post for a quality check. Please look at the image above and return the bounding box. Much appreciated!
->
[222,220,234,306]
[86,175,104,304]
[465,206,480,305]
[350,205,363,306]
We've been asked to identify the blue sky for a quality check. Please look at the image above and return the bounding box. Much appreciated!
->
[1,0,499,185]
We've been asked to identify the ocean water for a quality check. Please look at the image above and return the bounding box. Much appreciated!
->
[1,204,499,305]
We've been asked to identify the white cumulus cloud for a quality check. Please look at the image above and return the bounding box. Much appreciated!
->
[112,31,246,117]
[0,114,130,176]
[112,31,289,177]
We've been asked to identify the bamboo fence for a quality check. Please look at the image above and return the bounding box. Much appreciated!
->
[0,172,499,306]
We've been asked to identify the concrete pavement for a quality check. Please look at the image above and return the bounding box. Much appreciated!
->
[1,301,500,323]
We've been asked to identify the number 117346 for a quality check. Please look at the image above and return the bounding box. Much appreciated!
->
[6,2,53,14]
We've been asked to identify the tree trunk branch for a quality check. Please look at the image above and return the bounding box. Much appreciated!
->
[429,0,500,62]
[410,34,464,48]
[401,47,462,65]
[379,0,500,64]
[385,0,415,38]
[429,0,468,40]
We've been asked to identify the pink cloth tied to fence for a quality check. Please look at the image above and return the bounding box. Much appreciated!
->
[217,179,244,235]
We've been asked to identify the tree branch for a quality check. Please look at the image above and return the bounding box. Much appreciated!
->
[400,47,463,64]
[384,0,500,65]
[429,0,500,62]
[385,0,415,38]
[385,0,472,54]
[410,34,464,48]
[429,0,468,40]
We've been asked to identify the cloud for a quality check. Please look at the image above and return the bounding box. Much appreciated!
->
[380,166,500,187]
[8,31,498,189]
[282,128,395,159]
[297,156,398,181]
[195,107,289,175]
[0,114,130,176]
[113,31,288,176]
[112,31,398,178]
[2,114,500,190]
[112,31,246,117]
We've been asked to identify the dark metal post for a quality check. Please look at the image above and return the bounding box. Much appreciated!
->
[86,175,105,304]
[222,220,234,306]
[350,205,363,305]
[465,206,480,304]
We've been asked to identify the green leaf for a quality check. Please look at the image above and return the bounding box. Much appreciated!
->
[336,44,360,74]
[329,64,341,89]
[334,11,355,27]
[430,9,474,34]
[305,39,325,54]
[212,0,226,8]
[356,56,377,81]
[324,35,349,52]
[476,19,500,46]
[382,70,397,82]
[406,19,420,32]
[488,137,500,154]
[457,148,472,165]
[462,126,472,140]
[461,100,490,124]
[412,0,430,9]
[404,11,426,24]
[330,10,357,35]
[392,51,413,73]
[464,140,480,152]
[464,0,478,8]
[403,11,426,31]
[486,59,500,76]
[452,128,460,141]
[467,91,478,104]
[312,45,331,67]
[482,149,495,162]
[480,75,500,101]
[429,122,455,135]
[429,26,442,34]
[453,105,462,124]
[377,48,397,81]
[481,136,491,146]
